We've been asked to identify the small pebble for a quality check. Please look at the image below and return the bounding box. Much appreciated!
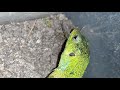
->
[36,39,41,43]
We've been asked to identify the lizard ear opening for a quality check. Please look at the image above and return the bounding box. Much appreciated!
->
[69,53,75,56]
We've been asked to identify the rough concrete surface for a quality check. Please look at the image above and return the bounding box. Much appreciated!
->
[0,14,74,78]
[65,12,120,78]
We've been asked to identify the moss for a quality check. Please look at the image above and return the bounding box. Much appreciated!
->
[43,18,52,28]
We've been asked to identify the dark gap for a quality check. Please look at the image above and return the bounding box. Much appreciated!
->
[70,28,75,33]
[46,70,54,78]
[56,39,67,67]
[46,39,67,78]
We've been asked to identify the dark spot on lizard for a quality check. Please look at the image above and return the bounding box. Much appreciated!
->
[70,72,74,75]
[69,53,75,56]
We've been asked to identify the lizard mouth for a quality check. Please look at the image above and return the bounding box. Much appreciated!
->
[70,28,75,33]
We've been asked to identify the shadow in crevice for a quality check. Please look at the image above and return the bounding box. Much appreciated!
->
[46,39,67,78]
[56,39,67,67]
[46,28,75,78]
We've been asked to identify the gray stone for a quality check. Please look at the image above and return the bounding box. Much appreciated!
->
[0,33,3,43]
[0,14,74,78]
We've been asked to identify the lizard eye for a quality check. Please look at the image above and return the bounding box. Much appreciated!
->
[73,35,78,40]
[69,53,75,56]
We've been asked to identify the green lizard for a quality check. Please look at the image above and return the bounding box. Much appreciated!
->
[48,28,90,78]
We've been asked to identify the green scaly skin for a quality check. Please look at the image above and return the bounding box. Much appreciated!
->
[48,28,90,78]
